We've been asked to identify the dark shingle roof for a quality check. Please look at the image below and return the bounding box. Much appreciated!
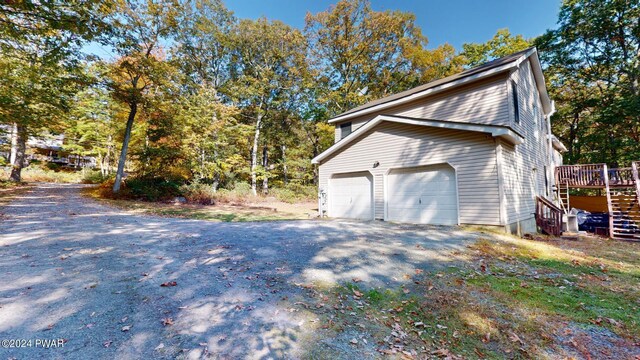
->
[333,47,535,119]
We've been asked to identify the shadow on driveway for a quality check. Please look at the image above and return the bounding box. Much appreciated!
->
[0,183,490,359]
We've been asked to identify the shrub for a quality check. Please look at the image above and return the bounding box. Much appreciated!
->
[98,176,182,201]
[180,181,217,205]
[270,183,316,203]
[82,170,111,184]
[0,157,7,166]
[231,182,253,196]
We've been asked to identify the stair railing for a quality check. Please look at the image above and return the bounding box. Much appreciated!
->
[535,196,563,236]
[633,161,640,209]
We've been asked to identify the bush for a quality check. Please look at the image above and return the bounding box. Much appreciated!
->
[98,176,182,201]
[82,170,111,184]
[0,157,7,166]
[270,183,316,203]
[179,182,217,205]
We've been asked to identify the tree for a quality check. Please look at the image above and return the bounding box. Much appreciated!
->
[172,0,235,92]
[536,0,640,165]
[106,0,180,192]
[64,86,121,176]
[0,50,83,181]
[225,18,309,195]
[305,0,462,116]
[176,86,247,189]
[461,28,532,67]
[0,1,113,181]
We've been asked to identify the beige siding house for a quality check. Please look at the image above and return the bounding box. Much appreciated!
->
[312,48,566,235]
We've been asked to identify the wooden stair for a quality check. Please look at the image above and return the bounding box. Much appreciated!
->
[555,162,640,240]
[557,182,570,214]
[606,163,640,240]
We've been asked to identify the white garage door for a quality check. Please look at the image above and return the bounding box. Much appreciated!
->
[387,165,458,225]
[329,172,373,220]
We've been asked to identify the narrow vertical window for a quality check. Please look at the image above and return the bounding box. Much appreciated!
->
[340,122,352,139]
[511,80,520,123]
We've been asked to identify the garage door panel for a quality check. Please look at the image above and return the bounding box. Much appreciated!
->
[387,165,458,225]
[329,173,373,220]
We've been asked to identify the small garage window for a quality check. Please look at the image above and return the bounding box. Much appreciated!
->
[340,122,352,139]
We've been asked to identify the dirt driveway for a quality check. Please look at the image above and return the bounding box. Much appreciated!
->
[0,183,487,359]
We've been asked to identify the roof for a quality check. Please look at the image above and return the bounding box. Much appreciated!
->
[328,47,552,124]
[311,114,524,164]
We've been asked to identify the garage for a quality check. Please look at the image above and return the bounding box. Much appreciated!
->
[386,164,458,225]
[329,172,373,220]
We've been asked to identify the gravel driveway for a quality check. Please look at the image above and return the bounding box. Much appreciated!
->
[0,183,484,359]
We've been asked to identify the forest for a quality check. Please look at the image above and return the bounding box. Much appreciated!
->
[0,0,638,202]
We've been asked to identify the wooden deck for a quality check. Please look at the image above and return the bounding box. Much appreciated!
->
[554,162,640,240]
[555,164,637,188]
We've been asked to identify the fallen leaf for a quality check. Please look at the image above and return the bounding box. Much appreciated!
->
[431,348,451,357]
[352,277,362,283]
[160,281,177,287]
[121,325,132,332]
[103,340,113,348]
[482,332,491,343]
[350,338,358,344]
[161,318,174,326]
[155,343,165,350]
[508,331,524,345]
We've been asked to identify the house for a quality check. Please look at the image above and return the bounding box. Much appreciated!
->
[0,125,96,168]
[312,48,567,235]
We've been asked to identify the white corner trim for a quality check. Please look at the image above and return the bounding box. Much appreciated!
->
[327,60,525,124]
[311,115,524,164]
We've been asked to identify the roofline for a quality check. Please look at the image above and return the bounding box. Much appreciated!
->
[312,114,525,164]
[528,50,553,115]
[550,135,568,152]
[328,48,538,124]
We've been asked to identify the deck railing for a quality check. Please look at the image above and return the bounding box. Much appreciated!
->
[608,167,636,186]
[535,196,563,236]
[555,164,606,187]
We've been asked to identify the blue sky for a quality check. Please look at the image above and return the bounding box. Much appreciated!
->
[225,0,561,50]
[85,0,561,58]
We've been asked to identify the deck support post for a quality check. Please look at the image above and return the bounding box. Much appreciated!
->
[632,162,640,211]
[603,164,614,239]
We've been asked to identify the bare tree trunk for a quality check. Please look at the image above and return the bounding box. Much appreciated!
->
[262,145,268,194]
[250,112,263,196]
[9,122,17,165]
[106,135,113,175]
[281,144,288,185]
[9,124,26,182]
[113,102,137,193]
[100,154,107,177]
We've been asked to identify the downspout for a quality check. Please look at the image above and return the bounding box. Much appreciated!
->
[546,100,556,199]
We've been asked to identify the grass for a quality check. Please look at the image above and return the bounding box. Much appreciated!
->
[303,235,640,359]
[82,186,316,222]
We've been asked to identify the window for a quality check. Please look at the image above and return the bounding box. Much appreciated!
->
[511,80,520,123]
[340,122,352,139]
